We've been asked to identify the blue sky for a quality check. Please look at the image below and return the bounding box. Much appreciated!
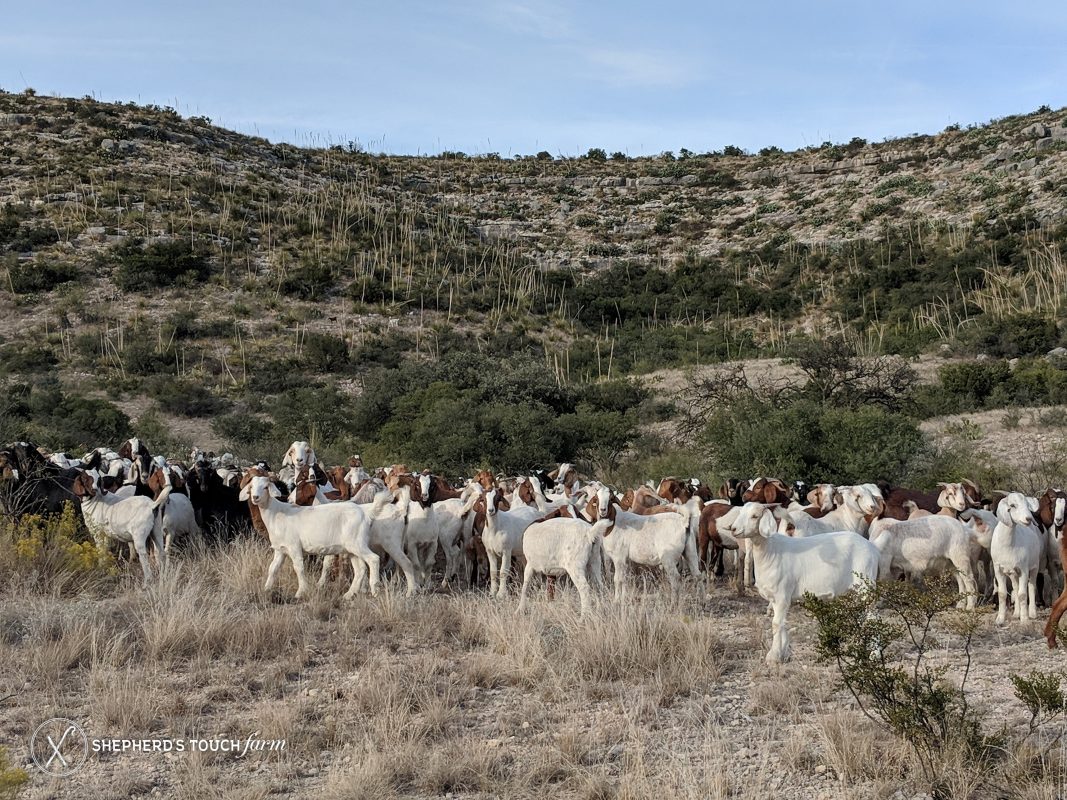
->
[3,1,1066,156]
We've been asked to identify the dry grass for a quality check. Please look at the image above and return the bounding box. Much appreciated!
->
[1,541,1065,799]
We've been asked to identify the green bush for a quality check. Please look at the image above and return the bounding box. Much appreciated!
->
[145,377,228,417]
[277,261,336,300]
[5,382,132,451]
[938,361,1011,404]
[111,239,211,290]
[5,260,78,293]
[802,577,995,784]
[702,399,926,484]
[211,411,273,447]
[303,332,350,373]
[0,341,58,374]
[0,743,28,799]
[960,313,1058,358]
[344,354,645,474]
[122,340,172,376]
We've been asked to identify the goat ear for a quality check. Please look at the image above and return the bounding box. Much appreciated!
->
[281,447,294,467]
[1027,496,1040,513]
[270,483,283,498]
[832,490,844,506]
[758,510,777,538]
[238,485,251,501]
[308,448,317,467]
[996,502,1013,525]
[936,482,948,490]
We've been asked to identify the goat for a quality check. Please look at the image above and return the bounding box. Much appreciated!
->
[869,515,979,609]
[160,491,201,553]
[592,484,701,601]
[879,479,982,521]
[325,490,419,597]
[787,483,835,516]
[480,486,542,598]
[420,471,477,588]
[72,470,170,583]
[722,502,880,664]
[1037,489,1067,605]
[188,460,251,539]
[988,491,1043,625]
[0,441,84,516]
[789,485,881,537]
[240,475,380,600]
[697,500,739,577]
[517,516,611,614]
[278,441,316,488]
[389,473,439,589]
[742,478,791,506]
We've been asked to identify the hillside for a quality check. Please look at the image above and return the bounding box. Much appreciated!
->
[1,90,1067,463]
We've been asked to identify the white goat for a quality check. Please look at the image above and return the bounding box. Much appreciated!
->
[74,471,170,584]
[723,502,880,664]
[278,440,316,487]
[789,485,881,537]
[240,475,380,600]
[592,484,701,601]
[396,475,439,589]
[160,492,201,553]
[989,492,1043,625]
[869,515,979,609]
[517,516,611,614]
[335,490,419,597]
[433,481,482,588]
[481,487,543,598]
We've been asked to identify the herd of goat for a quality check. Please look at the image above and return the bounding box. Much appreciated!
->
[2,437,1067,663]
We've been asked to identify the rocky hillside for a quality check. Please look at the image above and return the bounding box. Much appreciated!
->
[1,90,1066,457]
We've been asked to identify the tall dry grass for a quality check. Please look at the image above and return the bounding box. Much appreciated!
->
[2,538,1065,799]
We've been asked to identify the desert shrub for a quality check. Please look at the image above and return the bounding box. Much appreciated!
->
[110,239,211,290]
[960,312,1058,358]
[212,411,273,447]
[303,332,350,373]
[350,331,414,369]
[5,260,78,293]
[0,341,58,374]
[1008,358,1067,405]
[938,361,1012,405]
[132,407,186,456]
[701,398,925,484]
[269,385,356,446]
[687,343,925,482]
[0,204,58,253]
[802,577,996,785]
[121,340,172,375]
[346,355,644,474]
[145,377,227,417]
[243,354,310,394]
[276,261,336,300]
[0,744,28,798]
[0,503,114,593]
[7,383,132,451]
[1012,670,1067,735]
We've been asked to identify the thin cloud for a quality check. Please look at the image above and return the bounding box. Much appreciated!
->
[483,0,573,40]
[583,48,695,89]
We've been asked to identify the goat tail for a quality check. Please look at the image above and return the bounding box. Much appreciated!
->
[685,513,701,578]
[367,489,392,519]
[393,488,411,519]
[151,486,173,511]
